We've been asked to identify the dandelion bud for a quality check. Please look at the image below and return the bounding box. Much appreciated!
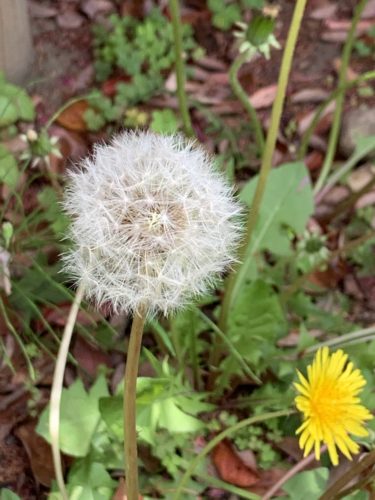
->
[62,132,242,315]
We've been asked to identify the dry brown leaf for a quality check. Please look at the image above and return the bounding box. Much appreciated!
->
[291,88,330,104]
[362,0,375,18]
[57,11,85,29]
[212,440,259,487]
[56,100,89,132]
[309,4,338,20]
[249,85,278,110]
[15,421,56,487]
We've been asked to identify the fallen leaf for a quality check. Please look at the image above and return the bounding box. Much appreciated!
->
[305,151,324,172]
[40,302,99,328]
[81,0,114,19]
[333,58,359,81]
[309,4,338,20]
[15,421,56,487]
[212,440,259,487]
[28,1,58,18]
[298,101,335,135]
[72,336,112,377]
[56,100,89,132]
[291,88,330,104]
[249,85,278,110]
[101,76,132,97]
[347,164,375,192]
[324,19,373,33]
[57,11,85,29]
[362,0,375,18]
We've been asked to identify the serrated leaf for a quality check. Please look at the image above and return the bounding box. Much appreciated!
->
[37,374,108,457]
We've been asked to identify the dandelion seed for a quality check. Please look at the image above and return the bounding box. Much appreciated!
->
[294,347,373,466]
[62,131,242,316]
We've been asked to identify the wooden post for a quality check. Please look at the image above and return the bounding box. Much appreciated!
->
[0,0,33,84]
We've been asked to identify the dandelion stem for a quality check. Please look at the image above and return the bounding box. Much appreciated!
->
[124,304,147,500]
[169,0,194,137]
[313,0,369,195]
[173,409,294,500]
[229,52,265,153]
[210,0,307,381]
[49,282,85,500]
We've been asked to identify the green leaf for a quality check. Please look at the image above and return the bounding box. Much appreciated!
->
[0,145,18,188]
[66,457,116,500]
[240,162,314,257]
[99,376,205,445]
[0,75,35,126]
[218,279,286,386]
[150,109,179,134]
[283,468,328,500]
[0,490,21,500]
[37,187,69,236]
[37,374,108,457]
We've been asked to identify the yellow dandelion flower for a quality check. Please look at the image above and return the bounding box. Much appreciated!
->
[294,347,373,466]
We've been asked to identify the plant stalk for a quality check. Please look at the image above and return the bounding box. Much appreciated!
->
[297,70,375,160]
[124,304,147,500]
[169,0,194,137]
[229,52,265,153]
[49,282,85,500]
[313,0,369,195]
[210,0,307,377]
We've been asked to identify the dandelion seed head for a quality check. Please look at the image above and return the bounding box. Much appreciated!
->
[62,131,242,315]
[294,347,373,466]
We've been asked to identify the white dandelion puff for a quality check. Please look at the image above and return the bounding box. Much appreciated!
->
[62,131,242,315]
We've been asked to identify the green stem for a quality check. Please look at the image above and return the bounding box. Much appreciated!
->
[316,138,375,203]
[313,0,369,195]
[297,70,375,160]
[173,409,294,500]
[217,0,307,336]
[306,325,375,354]
[124,304,147,500]
[169,0,194,137]
[198,310,261,385]
[229,52,265,153]
[0,296,35,381]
